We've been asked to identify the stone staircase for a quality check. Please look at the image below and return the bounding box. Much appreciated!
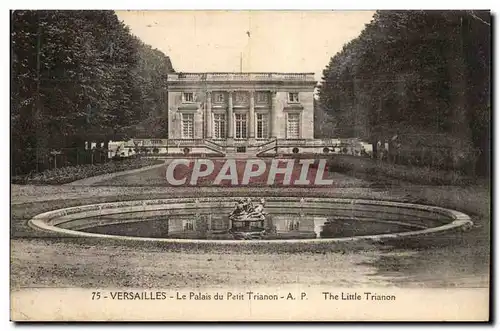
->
[204,138,278,159]
[224,151,260,159]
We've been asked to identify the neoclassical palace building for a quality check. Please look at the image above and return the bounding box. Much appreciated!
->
[165,72,318,156]
[114,72,356,157]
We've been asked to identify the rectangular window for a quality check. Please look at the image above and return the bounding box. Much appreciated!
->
[183,219,194,231]
[235,114,247,139]
[182,113,194,138]
[183,92,194,103]
[287,113,300,139]
[256,114,269,139]
[256,92,270,104]
[214,92,225,103]
[213,114,226,139]
[286,219,300,231]
[288,92,299,103]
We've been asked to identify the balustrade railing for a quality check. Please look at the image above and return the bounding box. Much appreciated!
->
[166,139,204,146]
[276,139,307,146]
[168,72,316,82]
[126,137,338,153]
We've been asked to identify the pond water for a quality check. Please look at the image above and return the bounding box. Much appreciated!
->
[75,209,428,240]
[33,198,468,242]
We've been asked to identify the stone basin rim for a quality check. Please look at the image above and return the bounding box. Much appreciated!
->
[28,197,473,244]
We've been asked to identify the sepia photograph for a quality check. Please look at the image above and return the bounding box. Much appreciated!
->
[9,8,491,321]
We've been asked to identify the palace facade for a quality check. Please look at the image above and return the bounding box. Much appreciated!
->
[109,72,364,158]
[165,72,318,156]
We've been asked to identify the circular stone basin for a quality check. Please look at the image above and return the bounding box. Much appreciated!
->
[28,197,473,244]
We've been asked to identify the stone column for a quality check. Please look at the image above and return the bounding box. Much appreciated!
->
[249,91,255,140]
[270,91,278,138]
[206,91,212,138]
[227,91,234,139]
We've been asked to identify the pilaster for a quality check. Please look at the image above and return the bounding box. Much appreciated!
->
[227,90,234,143]
[248,90,256,143]
[270,90,278,138]
[206,91,212,138]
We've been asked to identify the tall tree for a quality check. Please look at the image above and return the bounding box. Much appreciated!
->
[318,10,490,175]
[11,10,175,174]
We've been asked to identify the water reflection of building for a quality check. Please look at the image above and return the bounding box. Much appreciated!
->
[167,215,229,235]
[272,215,324,237]
[313,217,327,238]
[166,214,328,238]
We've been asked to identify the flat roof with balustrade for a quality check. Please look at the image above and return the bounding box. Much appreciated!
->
[167,72,317,90]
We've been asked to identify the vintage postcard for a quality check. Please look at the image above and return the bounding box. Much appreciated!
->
[10,9,491,321]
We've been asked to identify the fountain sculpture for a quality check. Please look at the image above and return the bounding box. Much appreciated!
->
[228,198,271,239]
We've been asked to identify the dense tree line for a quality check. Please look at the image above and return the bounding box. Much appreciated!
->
[11,10,174,175]
[317,10,490,175]
[313,97,336,138]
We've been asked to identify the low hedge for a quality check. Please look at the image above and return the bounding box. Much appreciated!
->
[327,155,474,186]
[12,158,164,185]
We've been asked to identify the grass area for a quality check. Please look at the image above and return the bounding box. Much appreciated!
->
[327,155,477,186]
[11,158,164,185]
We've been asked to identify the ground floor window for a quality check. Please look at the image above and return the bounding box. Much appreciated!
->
[213,114,226,139]
[287,113,300,139]
[182,113,194,138]
[235,113,247,139]
[256,113,269,139]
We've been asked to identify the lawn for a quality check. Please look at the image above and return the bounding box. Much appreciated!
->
[11,158,164,185]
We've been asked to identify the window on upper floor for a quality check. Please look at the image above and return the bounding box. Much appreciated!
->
[286,219,300,231]
[213,114,226,139]
[183,219,195,231]
[288,92,300,103]
[235,114,247,139]
[183,92,194,103]
[256,114,269,139]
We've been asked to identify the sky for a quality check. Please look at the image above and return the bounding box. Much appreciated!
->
[115,11,375,82]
